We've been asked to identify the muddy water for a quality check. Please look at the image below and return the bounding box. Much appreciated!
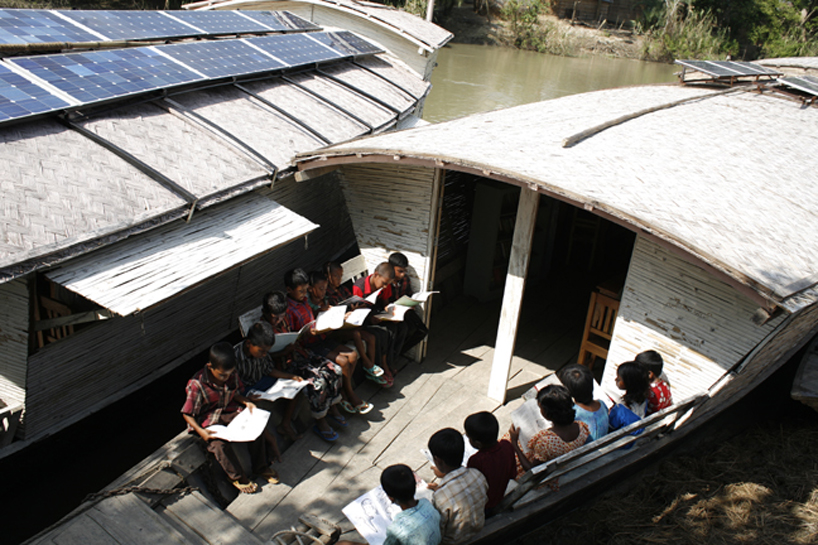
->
[422,43,678,123]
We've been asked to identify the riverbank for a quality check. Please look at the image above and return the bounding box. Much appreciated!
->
[438,4,647,59]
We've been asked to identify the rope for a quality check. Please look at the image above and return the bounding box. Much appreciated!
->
[270,530,326,545]
[82,485,199,504]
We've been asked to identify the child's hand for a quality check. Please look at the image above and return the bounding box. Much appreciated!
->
[245,401,256,413]
[509,424,520,444]
[200,428,216,442]
[427,482,440,491]
[290,375,304,382]
[249,393,262,401]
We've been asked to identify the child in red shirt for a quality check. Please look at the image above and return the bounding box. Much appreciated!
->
[464,411,516,516]
[637,350,673,414]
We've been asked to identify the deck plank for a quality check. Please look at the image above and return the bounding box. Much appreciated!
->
[85,495,189,545]
[50,512,114,545]
[162,491,265,545]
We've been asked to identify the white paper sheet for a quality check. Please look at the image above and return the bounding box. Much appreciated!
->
[206,408,270,442]
[346,308,372,327]
[375,304,412,322]
[366,288,383,305]
[394,291,439,307]
[248,379,309,402]
[315,305,347,331]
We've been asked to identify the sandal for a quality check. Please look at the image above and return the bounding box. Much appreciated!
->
[365,373,390,386]
[232,480,258,494]
[363,364,384,378]
[312,424,338,442]
[260,467,279,484]
[340,400,358,414]
[329,413,349,428]
[355,401,374,415]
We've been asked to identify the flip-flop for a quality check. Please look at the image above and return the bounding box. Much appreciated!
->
[232,480,258,494]
[339,400,358,414]
[329,413,349,428]
[365,373,389,386]
[355,401,374,415]
[363,364,384,378]
[260,467,279,484]
[312,424,338,442]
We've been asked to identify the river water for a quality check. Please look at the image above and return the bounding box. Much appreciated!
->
[422,43,678,122]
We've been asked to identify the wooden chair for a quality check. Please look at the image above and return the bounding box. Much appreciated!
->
[577,291,620,371]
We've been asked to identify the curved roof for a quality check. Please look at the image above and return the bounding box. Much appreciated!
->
[295,83,818,312]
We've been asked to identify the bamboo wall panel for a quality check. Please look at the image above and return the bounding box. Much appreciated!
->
[339,164,436,291]
[289,72,395,129]
[602,237,784,402]
[355,56,431,99]
[22,179,355,441]
[320,63,416,114]
[0,279,28,406]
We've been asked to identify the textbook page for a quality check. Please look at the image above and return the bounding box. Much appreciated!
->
[374,304,412,322]
[511,399,549,454]
[342,475,432,545]
[269,322,312,354]
[315,305,347,332]
[394,291,439,307]
[206,408,270,442]
[365,288,383,305]
[248,379,309,402]
[345,308,371,327]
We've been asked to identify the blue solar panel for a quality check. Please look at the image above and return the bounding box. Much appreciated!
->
[9,47,204,104]
[308,31,383,57]
[160,39,285,78]
[248,33,341,66]
[0,63,70,121]
[164,10,269,35]
[241,10,320,31]
[59,10,198,41]
[0,9,100,45]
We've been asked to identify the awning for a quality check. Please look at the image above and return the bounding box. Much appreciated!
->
[46,192,318,316]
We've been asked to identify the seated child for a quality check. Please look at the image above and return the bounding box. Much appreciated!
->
[636,350,673,414]
[233,321,303,393]
[507,385,590,480]
[286,268,373,415]
[261,290,347,443]
[427,428,488,545]
[354,262,407,375]
[464,411,516,515]
[608,360,651,432]
[557,364,609,442]
[337,464,442,545]
[387,252,429,355]
[181,342,278,494]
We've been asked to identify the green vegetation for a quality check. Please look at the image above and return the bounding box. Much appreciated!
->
[500,0,579,56]
[638,1,737,62]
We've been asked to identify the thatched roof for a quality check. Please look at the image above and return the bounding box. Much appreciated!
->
[757,56,818,74]
[295,83,818,312]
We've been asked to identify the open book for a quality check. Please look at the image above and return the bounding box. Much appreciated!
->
[374,291,439,321]
[392,291,439,308]
[315,305,372,332]
[337,288,383,308]
[206,407,270,442]
[269,322,312,354]
[247,378,309,402]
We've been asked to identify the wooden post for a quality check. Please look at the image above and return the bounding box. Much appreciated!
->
[487,187,540,403]
[426,0,436,21]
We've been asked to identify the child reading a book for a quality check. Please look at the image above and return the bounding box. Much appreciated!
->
[181,342,278,494]
[636,350,673,414]
[387,252,428,355]
[354,263,407,374]
[557,364,609,442]
[427,428,488,544]
[338,464,442,545]
[464,412,516,515]
[286,267,373,416]
[608,360,651,434]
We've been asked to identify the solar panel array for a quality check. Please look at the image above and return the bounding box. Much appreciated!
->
[0,9,319,45]
[675,59,782,79]
[777,75,818,97]
[0,30,384,123]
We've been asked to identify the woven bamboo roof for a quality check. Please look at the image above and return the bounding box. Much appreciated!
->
[0,57,430,282]
[184,0,453,51]
[757,56,818,73]
[295,83,818,312]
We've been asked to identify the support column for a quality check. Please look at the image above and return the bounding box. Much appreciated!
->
[487,186,540,403]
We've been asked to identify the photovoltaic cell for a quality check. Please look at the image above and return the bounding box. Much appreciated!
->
[160,39,285,79]
[0,9,100,45]
[676,59,781,78]
[778,75,818,97]
[242,10,320,31]
[0,63,69,121]
[165,10,269,35]
[248,33,341,66]
[9,47,204,104]
[308,31,383,57]
[59,10,198,41]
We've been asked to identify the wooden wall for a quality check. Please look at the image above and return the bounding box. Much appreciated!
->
[19,175,356,441]
[0,279,28,407]
[602,236,786,402]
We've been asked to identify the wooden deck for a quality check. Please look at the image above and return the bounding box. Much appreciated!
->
[27,281,589,544]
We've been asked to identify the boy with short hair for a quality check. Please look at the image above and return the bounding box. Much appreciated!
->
[387,252,428,355]
[464,412,516,515]
[181,342,277,494]
[428,428,488,544]
[354,262,407,374]
[234,320,303,392]
[636,350,672,414]
[558,363,609,441]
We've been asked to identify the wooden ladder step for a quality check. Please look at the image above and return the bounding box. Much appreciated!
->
[161,491,266,545]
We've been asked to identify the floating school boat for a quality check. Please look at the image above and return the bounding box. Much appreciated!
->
[0,5,450,458]
[21,58,818,544]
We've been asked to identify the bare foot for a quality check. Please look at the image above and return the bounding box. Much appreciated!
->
[276,423,303,442]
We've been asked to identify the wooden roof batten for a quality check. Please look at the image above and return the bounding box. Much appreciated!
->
[295,82,818,313]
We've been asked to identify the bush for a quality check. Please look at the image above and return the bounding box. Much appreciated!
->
[641,2,737,62]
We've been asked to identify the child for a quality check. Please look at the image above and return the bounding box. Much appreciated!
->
[261,290,347,442]
[608,360,651,432]
[557,364,609,442]
[354,262,408,374]
[427,428,488,545]
[338,464,441,545]
[387,252,429,355]
[636,350,673,414]
[285,268,373,415]
[464,412,516,515]
[308,270,331,314]
[233,321,303,393]
[507,385,589,480]
[181,342,277,494]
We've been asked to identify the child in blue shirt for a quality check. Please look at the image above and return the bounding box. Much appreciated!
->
[558,364,608,442]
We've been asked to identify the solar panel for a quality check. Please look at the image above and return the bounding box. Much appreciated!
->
[164,10,270,35]
[676,59,781,78]
[241,10,320,31]
[9,47,204,104]
[0,63,70,121]
[248,33,342,66]
[0,9,101,45]
[59,10,199,41]
[161,39,285,79]
[778,75,818,97]
[308,31,383,57]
